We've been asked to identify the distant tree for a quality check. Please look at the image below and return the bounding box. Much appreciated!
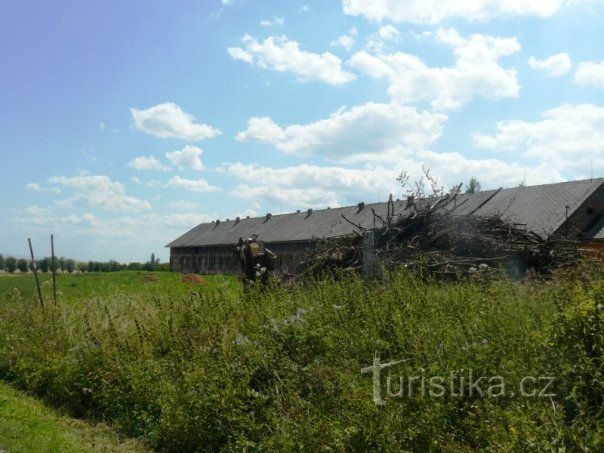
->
[0,254,4,271]
[465,177,482,194]
[108,260,122,272]
[17,259,29,273]
[518,180,526,188]
[128,262,143,271]
[58,257,67,272]
[38,257,50,273]
[78,262,89,273]
[5,256,17,273]
[144,253,160,271]
[65,259,75,273]
[49,257,59,273]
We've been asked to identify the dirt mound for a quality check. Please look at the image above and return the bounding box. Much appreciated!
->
[181,273,207,285]
[141,274,159,282]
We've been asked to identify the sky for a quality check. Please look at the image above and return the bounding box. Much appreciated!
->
[1,0,604,263]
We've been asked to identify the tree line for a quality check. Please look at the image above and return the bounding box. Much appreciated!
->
[0,253,166,274]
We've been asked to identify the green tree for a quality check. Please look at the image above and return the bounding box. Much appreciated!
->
[65,259,75,273]
[17,259,29,273]
[144,253,160,271]
[38,257,50,273]
[465,177,482,194]
[128,262,143,271]
[0,254,4,271]
[5,256,17,273]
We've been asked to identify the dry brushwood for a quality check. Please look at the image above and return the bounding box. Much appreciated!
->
[298,193,579,279]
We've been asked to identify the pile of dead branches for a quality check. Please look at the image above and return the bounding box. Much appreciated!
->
[298,194,580,280]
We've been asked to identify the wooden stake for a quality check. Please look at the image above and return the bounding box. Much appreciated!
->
[51,234,57,304]
[28,238,44,309]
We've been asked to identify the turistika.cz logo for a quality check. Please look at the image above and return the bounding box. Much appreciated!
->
[361,358,556,405]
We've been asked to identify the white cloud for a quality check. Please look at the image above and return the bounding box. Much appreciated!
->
[574,60,604,88]
[330,28,358,51]
[165,145,204,171]
[236,102,446,162]
[349,28,520,111]
[25,183,61,194]
[16,209,216,261]
[260,16,285,27]
[165,176,221,192]
[128,156,171,171]
[414,150,562,187]
[366,25,400,52]
[221,154,559,212]
[223,162,401,208]
[227,34,356,85]
[130,102,221,141]
[48,175,151,212]
[342,0,583,24]
[528,53,572,76]
[168,200,199,211]
[472,104,604,178]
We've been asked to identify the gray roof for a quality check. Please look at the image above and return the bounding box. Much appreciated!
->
[167,178,604,248]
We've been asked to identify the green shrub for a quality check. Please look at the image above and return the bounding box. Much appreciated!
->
[0,269,602,450]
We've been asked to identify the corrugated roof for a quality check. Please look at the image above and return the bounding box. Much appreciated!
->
[167,178,604,248]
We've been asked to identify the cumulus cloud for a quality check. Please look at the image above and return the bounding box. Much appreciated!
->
[366,25,400,52]
[227,34,356,85]
[48,175,151,212]
[222,162,400,208]
[330,28,358,51]
[165,145,205,171]
[528,53,572,76]
[165,176,221,192]
[16,208,217,262]
[574,60,604,88]
[221,154,561,212]
[472,104,604,177]
[128,156,171,171]
[130,102,221,140]
[235,102,446,161]
[349,28,520,111]
[342,0,582,24]
[25,183,61,194]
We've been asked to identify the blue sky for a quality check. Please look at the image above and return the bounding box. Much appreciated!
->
[1,0,603,262]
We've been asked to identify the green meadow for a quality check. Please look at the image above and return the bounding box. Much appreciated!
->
[0,268,602,451]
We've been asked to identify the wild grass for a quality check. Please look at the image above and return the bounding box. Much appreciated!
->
[0,268,602,450]
[0,380,149,452]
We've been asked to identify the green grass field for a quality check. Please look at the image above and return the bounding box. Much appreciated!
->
[0,381,149,452]
[0,270,240,305]
[0,268,602,450]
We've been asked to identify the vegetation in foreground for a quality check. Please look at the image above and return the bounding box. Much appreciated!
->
[0,381,148,452]
[0,268,602,451]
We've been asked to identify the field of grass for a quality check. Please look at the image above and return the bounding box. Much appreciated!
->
[0,381,148,452]
[0,268,602,450]
[0,270,240,304]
